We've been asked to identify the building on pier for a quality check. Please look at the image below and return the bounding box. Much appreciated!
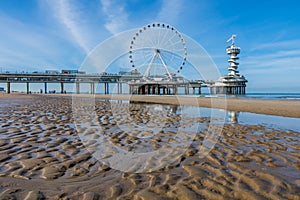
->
[128,74,203,95]
[127,49,203,95]
[212,35,247,95]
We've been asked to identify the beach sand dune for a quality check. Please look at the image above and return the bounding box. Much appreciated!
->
[0,94,299,199]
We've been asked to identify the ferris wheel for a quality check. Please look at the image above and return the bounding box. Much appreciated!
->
[129,22,187,80]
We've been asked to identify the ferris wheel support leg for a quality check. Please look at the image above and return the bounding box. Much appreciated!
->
[144,52,158,79]
[158,53,172,80]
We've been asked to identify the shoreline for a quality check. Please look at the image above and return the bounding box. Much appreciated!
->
[1,92,300,118]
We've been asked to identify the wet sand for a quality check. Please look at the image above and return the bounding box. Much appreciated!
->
[46,93,300,118]
[0,94,299,199]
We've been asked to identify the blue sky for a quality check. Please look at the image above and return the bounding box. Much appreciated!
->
[0,0,300,92]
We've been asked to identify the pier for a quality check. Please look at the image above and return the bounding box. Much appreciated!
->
[0,32,247,96]
[0,73,131,94]
[0,72,205,95]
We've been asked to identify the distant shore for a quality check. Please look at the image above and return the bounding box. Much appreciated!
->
[1,92,300,118]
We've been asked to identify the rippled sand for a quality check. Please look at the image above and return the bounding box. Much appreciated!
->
[0,94,299,199]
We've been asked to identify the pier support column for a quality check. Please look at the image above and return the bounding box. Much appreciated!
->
[131,85,135,94]
[104,83,110,94]
[210,87,214,95]
[192,87,195,95]
[26,82,30,94]
[117,83,122,94]
[7,82,10,94]
[44,82,47,94]
[90,83,95,94]
[104,83,109,94]
[227,87,230,94]
[198,87,201,95]
[60,82,64,94]
[76,82,80,94]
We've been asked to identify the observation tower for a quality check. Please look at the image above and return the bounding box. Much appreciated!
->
[214,35,247,95]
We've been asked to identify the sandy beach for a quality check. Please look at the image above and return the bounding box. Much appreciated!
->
[0,93,299,199]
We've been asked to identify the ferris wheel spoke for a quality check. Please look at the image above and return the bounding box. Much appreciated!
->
[158,28,164,47]
[134,50,154,65]
[157,28,162,47]
[147,30,157,48]
[171,49,184,53]
[161,32,176,49]
[172,40,183,46]
[161,29,171,49]
[129,23,187,78]
[137,53,153,66]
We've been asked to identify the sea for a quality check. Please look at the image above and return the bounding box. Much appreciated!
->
[200,93,300,132]
[236,93,300,101]
[202,93,300,101]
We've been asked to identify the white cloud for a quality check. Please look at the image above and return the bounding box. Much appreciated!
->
[239,39,300,76]
[156,0,184,23]
[45,0,91,53]
[241,50,300,85]
[0,13,78,69]
[100,0,129,35]
[250,39,300,51]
